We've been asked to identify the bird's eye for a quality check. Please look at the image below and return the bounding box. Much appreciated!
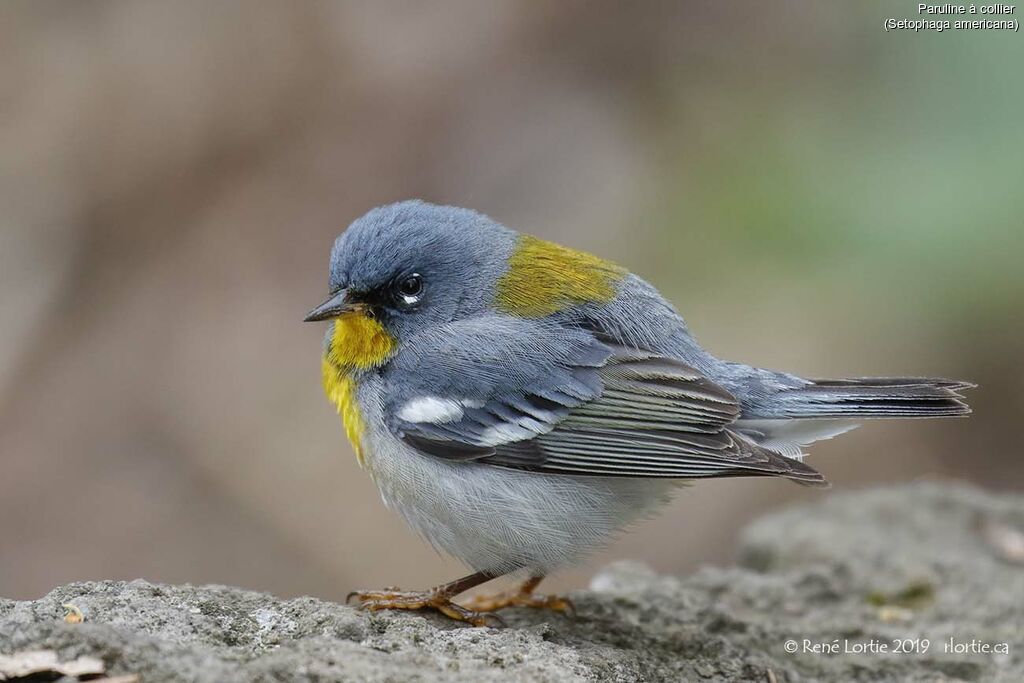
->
[399,274,423,296]
[394,273,424,307]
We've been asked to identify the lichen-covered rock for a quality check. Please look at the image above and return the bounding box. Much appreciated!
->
[1,483,1021,682]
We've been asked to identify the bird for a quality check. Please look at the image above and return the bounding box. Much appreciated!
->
[304,200,972,626]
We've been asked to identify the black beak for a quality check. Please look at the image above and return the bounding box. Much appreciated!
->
[304,289,358,322]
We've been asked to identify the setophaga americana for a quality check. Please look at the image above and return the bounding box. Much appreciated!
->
[304,200,972,626]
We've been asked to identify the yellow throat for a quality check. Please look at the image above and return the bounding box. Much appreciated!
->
[321,312,396,466]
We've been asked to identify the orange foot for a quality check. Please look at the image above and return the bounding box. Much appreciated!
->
[462,576,574,615]
[347,587,504,627]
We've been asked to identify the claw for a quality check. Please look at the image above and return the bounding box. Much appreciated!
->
[347,588,504,627]
[463,590,575,615]
[435,600,506,628]
[462,575,574,616]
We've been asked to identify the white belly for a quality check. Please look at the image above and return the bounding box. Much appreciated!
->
[361,424,678,575]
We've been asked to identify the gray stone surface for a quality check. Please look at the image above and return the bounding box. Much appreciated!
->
[2,482,1022,682]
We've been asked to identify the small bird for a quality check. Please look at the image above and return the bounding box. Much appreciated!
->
[305,200,972,626]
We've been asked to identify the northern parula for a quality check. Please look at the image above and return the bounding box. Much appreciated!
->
[304,200,972,626]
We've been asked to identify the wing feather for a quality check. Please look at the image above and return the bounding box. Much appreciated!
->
[384,319,825,487]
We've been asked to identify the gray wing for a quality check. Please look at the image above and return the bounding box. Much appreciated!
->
[383,316,825,486]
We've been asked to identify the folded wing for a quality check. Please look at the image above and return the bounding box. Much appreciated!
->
[384,317,826,487]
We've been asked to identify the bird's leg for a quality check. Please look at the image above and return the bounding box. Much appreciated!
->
[461,574,574,614]
[347,571,504,627]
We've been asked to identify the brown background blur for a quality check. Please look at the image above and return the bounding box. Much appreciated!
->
[2,1,1021,602]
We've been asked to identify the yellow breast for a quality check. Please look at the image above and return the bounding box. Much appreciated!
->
[321,312,396,466]
[495,235,626,317]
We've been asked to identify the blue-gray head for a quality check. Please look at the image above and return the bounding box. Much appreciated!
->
[305,200,516,347]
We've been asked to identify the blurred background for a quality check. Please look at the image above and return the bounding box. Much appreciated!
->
[2,1,1021,602]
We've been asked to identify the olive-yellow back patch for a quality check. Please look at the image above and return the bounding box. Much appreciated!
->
[495,235,625,317]
[321,313,395,466]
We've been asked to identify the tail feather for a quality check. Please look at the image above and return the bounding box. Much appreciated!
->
[780,377,974,418]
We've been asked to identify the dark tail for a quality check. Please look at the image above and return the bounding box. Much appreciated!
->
[777,377,974,418]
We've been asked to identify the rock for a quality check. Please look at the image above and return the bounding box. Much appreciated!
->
[1,482,1022,682]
